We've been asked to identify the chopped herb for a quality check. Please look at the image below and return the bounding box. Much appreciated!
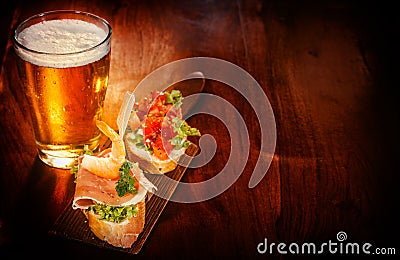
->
[127,129,153,154]
[115,161,139,197]
[165,89,183,108]
[170,117,201,149]
[170,136,190,149]
[89,204,139,223]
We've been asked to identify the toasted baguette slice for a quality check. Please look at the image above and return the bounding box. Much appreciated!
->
[124,132,186,174]
[84,200,145,248]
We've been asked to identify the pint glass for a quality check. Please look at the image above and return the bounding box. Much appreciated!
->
[13,10,112,169]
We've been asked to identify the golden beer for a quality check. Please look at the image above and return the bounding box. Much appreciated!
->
[13,11,112,169]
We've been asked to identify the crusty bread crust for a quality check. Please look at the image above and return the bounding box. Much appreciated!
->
[85,201,146,248]
[124,132,186,174]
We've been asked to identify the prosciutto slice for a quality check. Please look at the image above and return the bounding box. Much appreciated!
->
[72,150,156,210]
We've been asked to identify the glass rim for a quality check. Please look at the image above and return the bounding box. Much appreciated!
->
[12,10,112,56]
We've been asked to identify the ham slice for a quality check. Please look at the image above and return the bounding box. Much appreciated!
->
[72,149,156,210]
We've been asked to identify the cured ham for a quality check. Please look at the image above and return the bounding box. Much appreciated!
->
[125,90,200,174]
[73,148,155,209]
[70,120,157,248]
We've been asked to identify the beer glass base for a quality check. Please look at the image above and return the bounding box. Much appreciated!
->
[38,150,79,169]
[37,139,100,169]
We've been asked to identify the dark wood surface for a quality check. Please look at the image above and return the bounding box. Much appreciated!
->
[1,0,398,258]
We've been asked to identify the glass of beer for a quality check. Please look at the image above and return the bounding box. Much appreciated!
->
[13,10,112,169]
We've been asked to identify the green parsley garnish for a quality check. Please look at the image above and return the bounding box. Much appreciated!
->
[115,161,139,197]
[170,117,201,149]
[165,89,183,108]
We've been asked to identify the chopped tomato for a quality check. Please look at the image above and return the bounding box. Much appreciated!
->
[140,91,179,160]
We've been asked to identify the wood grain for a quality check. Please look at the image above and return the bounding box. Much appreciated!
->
[0,0,398,258]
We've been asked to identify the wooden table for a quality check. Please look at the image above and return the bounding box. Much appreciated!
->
[1,0,398,258]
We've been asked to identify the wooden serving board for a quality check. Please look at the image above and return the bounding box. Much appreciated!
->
[48,143,198,254]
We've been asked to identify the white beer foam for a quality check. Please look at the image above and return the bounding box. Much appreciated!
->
[15,19,109,68]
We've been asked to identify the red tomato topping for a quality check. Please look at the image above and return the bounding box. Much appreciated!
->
[140,91,180,160]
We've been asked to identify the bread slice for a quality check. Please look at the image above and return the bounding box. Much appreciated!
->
[124,131,186,174]
[84,200,146,248]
